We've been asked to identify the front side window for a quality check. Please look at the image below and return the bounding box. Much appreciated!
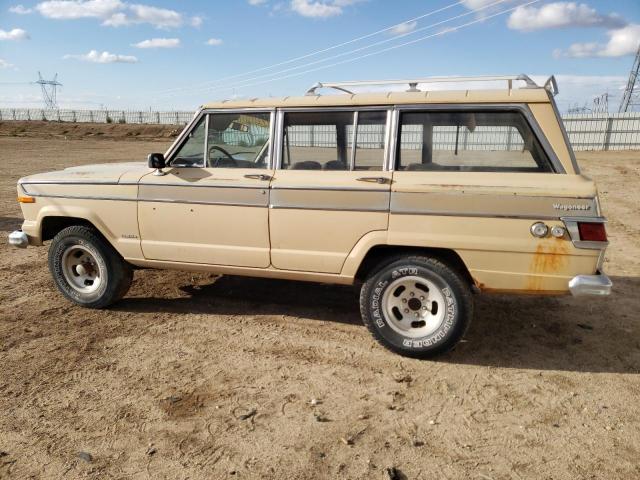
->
[281,110,387,171]
[170,112,271,168]
[397,110,552,172]
[207,112,271,168]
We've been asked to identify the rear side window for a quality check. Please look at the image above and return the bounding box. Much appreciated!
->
[397,110,553,172]
[281,110,387,171]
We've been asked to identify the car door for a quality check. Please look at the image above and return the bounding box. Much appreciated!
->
[268,109,392,273]
[138,110,275,267]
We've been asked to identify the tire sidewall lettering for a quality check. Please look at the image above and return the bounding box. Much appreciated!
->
[369,265,458,350]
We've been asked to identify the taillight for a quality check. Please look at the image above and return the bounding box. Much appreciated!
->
[578,222,607,242]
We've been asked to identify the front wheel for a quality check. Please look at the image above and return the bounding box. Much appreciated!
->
[360,255,473,358]
[48,225,133,309]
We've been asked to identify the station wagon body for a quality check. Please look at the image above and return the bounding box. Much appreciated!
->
[10,75,612,357]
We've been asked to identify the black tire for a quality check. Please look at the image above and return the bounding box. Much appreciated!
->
[48,225,133,309]
[360,255,473,358]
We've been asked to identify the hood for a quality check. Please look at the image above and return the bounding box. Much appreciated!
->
[19,162,149,184]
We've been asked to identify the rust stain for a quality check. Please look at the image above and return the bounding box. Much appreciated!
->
[526,238,570,292]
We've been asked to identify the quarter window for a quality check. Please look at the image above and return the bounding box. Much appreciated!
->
[397,110,552,172]
[171,117,206,167]
[281,111,387,171]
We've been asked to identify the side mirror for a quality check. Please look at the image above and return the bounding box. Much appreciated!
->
[148,153,166,176]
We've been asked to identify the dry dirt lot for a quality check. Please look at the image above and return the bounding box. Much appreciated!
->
[0,122,639,480]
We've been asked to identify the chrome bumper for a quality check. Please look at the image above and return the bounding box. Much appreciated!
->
[568,272,612,297]
[8,230,29,248]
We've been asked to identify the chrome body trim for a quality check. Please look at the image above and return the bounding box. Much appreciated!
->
[268,205,387,213]
[138,181,266,189]
[22,192,138,202]
[270,189,388,212]
[568,272,612,296]
[561,216,609,250]
[140,198,264,208]
[350,111,358,171]
[19,180,139,186]
[391,193,596,219]
[270,185,385,192]
[9,230,29,248]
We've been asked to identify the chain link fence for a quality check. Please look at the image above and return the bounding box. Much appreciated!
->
[1,108,639,151]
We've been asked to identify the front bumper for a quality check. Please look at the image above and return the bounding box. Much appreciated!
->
[8,230,29,248]
[568,272,612,296]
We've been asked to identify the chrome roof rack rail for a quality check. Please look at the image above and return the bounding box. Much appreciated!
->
[305,74,540,96]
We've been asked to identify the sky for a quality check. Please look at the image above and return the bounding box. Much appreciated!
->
[0,0,639,112]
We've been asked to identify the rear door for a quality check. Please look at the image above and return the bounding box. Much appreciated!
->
[268,108,392,273]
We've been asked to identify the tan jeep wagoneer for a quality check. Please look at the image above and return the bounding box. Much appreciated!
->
[9,75,612,358]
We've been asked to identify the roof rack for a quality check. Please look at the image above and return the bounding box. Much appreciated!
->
[305,74,558,96]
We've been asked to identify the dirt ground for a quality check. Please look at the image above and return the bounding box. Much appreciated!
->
[0,121,639,480]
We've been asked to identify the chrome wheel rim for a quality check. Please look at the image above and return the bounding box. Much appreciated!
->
[61,245,102,294]
[381,275,447,338]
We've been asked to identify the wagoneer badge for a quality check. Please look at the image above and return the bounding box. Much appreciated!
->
[552,203,591,211]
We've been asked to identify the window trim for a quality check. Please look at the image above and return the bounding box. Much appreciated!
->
[165,108,276,169]
[274,107,393,171]
[390,104,565,173]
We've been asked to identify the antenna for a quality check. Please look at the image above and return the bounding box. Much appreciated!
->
[619,45,640,113]
[35,72,62,109]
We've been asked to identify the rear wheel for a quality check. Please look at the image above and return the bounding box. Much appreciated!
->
[48,225,133,309]
[360,255,473,358]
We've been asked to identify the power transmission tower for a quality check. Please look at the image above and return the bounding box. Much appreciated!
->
[567,102,591,114]
[618,45,640,113]
[592,93,609,114]
[35,72,62,109]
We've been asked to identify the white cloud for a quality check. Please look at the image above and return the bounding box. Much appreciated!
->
[248,0,267,5]
[132,37,180,49]
[9,5,33,14]
[190,15,203,27]
[507,2,626,32]
[34,0,196,29]
[0,28,30,40]
[289,0,361,18]
[205,38,223,46]
[64,49,138,63]
[389,20,417,36]
[555,23,640,58]
[0,58,15,68]
[36,0,123,20]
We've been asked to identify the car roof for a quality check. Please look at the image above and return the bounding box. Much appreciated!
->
[201,88,552,110]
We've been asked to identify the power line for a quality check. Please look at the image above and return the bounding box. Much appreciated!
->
[162,0,512,98]
[179,0,542,98]
[153,0,476,96]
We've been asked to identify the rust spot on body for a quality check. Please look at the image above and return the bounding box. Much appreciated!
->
[526,239,570,291]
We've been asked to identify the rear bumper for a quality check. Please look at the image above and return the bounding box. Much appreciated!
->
[8,230,29,248]
[568,272,612,296]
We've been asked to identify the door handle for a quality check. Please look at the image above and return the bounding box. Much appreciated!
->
[356,176,390,184]
[244,174,272,181]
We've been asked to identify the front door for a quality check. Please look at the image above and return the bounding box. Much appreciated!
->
[269,109,391,273]
[138,110,274,267]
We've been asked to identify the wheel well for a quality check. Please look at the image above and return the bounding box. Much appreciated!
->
[355,245,475,287]
[41,216,95,241]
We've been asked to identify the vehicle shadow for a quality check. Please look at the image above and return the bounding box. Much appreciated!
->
[0,216,22,232]
[115,274,640,374]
